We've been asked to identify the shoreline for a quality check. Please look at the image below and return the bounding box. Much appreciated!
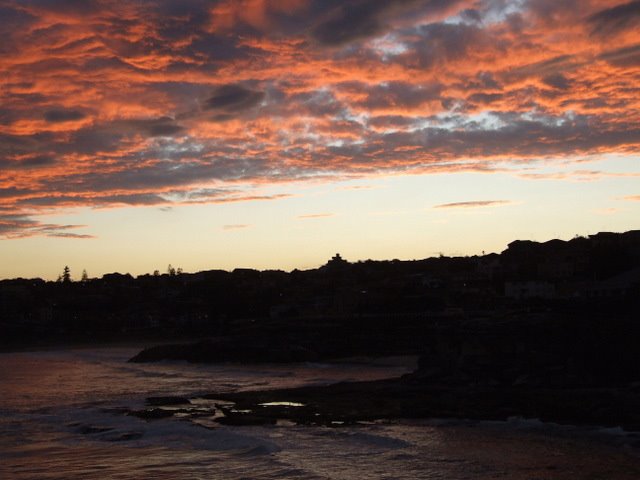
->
[5,342,639,435]
[0,336,202,354]
[129,375,640,434]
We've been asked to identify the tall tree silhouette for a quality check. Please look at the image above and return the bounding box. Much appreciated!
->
[62,266,71,283]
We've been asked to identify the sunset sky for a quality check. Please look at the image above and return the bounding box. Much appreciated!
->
[1,0,639,280]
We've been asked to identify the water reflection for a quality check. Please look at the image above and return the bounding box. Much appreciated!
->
[1,348,639,480]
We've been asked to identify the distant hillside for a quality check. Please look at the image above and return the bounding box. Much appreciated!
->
[1,230,639,348]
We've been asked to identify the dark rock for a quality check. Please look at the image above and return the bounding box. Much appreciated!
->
[77,425,114,435]
[129,337,320,364]
[146,396,191,406]
[201,376,640,431]
[216,414,277,426]
[106,431,144,442]
[127,408,174,420]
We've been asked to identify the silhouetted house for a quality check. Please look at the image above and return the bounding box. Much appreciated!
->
[261,270,288,288]
[503,240,539,257]
[505,280,555,299]
[327,253,347,267]
[269,303,298,320]
[476,253,502,279]
[621,230,640,259]
[103,272,131,282]
[538,259,574,280]
[122,315,155,332]
[320,253,350,277]
[232,268,260,279]
[180,271,210,284]
[174,311,209,329]
[586,267,640,298]
[589,231,621,246]
[38,306,54,324]
[420,274,444,289]
[442,306,465,317]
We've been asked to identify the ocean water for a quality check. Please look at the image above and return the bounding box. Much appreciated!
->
[1,347,639,479]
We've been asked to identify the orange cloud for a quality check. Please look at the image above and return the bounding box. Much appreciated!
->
[209,0,308,32]
[297,213,334,219]
[222,224,251,230]
[1,0,639,238]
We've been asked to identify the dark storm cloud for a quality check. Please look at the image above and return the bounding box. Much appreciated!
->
[136,118,185,137]
[188,34,261,63]
[0,6,37,55]
[153,0,212,40]
[60,126,126,156]
[286,89,344,118]
[311,0,464,46]
[0,187,33,198]
[467,92,503,105]
[71,117,185,150]
[344,81,444,110]
[400,22,487,69]
[527,0,583,24]
[368,115,420,129]
[0,108,18,126]
[18,193,167,207]
[81,56,140,74]
[311,0,391,46]
[0,214,39,236]
[23,155,57,167]
[0,213,92,238]
[0,155,57,170]
[460,8,482,23]
[46,232,95,238]
[44,109,87,123]
[542,73,571,90]
[457,72,503,92]
[322,113,640,168]
[507,54,580,81]
[23,0,103,14]
[45,36,99,54]
[588,1,640,36]
[0,117,184,166]
[419,115,640,158]
[42,155,274,196]
[209,113,236,122]
[598,43,640,67]
[205,84,265,112]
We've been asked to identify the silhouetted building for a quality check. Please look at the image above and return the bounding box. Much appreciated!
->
[505,280,555,299]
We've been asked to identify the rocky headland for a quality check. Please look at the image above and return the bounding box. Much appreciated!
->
[127,312,640,431]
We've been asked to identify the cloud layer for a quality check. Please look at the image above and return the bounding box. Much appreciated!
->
[1,0,639,237]
[433,200,512,209]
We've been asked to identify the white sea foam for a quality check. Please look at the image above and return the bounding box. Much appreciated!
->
[2,348,640,480]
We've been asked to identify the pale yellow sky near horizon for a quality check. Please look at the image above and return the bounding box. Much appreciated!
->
[3,155,639,280]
